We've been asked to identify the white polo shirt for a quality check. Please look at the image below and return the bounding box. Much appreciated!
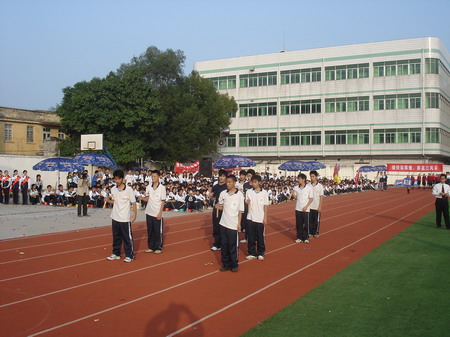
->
[293,184,313,212]
[218,190,245,230]
[432,182,450,199]
[309,182,324,210]
[110,185,136,222]
[145,183,166,217]
[246,189,269,223]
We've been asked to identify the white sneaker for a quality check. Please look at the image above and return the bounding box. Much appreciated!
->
[304,239,310,244]
[240,239,247,243]
[123,257,134,263]
[154,250,163,254]
[211,246,221,251]
[107,254,120,260]
[295,239,302,243]
[314,234,319,238]
[246,255,257,260]
[258,255,264,261]
[144,249,154,253]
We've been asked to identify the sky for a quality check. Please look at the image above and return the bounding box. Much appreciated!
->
[1,0,449,111]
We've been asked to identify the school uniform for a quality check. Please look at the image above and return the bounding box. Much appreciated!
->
[29,189,39,205]
[2,176,11,204]
[41,189,55,204]
[211,182,227,249]
[432,182,450,229]
[241,182,253,240]
[0,176,4,204]
[76,178,89,216]
[11,175,21,204]
[144,183,166,251]
[293,184,313,242]
[20,175,30,205]
[110,185,136,259]
[218,189,245,269]
[309,182,324,236]
[246,189,269,257]
[185,194,197,210]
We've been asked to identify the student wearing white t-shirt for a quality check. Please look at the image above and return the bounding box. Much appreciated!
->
[216,175,245,272]
[139,170,166,254]
[292,173,313,243]
[245,175,269,261]
[104,170,137,263]
[309,170,324,238]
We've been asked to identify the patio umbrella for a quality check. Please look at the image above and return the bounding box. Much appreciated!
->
[278,160,311,171]
[213,155,256,170]
[373,165,387,171]
[73,153,117,169]
[33,157,85,185]
[303,161,326,170]
[358,165,377,173]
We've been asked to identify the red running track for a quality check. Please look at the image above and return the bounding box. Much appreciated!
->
[0,188,434,337]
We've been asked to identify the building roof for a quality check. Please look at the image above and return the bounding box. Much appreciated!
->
[0,106,61,126]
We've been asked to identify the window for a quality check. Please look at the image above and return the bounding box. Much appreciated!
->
[374,93,421,110]
[426,93,440,108]
[325,63,369,81]
[325,130,369,145]
[26,126,34,143]
[4,124,12,141]
[240,72,277,88]
[425,58,439,74]
[239,133,277,147]
[58,129,65,139]
[280,131,321,146]
[43,127,51,140]
[280,100,321,115]
[426,128,439,143]
[226,134,236,147]
[281,68,321,84]
[373,59,421,77]
[325,96,369,112]
[239,102,277,117]
[228,110,236,118]
[373,128,421,144]
[209,76,236,90]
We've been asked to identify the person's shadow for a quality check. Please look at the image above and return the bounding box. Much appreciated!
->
[144,302,204,337]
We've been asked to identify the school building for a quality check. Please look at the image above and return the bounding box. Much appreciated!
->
[194,37,450,178]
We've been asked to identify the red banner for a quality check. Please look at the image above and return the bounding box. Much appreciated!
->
[387,163,443,172]
[174,161,199,174]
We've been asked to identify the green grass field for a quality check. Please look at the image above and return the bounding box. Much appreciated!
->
[242,212,450,337]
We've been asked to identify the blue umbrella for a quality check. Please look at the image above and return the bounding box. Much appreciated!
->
[33,157,85,172]
[358,165,377,173]
[304,161,326,170]
[278,160,311,171]
[73,153,117,168]
[213,155,256,169]
[373,165,387,171]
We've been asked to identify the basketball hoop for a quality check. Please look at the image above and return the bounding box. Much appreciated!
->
[81,134,103,151]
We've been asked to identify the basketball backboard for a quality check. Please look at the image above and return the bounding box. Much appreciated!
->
[81,134,103,151]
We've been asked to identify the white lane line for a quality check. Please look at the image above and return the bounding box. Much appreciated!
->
[1,195,429,311]
[27,201,431,337]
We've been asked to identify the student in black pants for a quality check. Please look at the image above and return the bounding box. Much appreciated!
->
[209,170,228,251]
[11,170,20,205]
[432,173,450,229]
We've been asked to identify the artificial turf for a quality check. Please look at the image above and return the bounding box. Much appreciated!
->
[242,211,450,337]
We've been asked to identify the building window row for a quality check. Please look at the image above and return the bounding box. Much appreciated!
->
[239,102,277,117]
[281,99,321,115]
[226,128,448,147]
[209,76,237,90]
[281,68,321,84]
[239,72,277,88]
[3,124,64,142]
[325,63,369,81]
[325,96,369,113]
[373,59,421,77]
[374,93,422,110]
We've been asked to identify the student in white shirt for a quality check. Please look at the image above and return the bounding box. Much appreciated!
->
[124,170,135,185]
[432,173,450,229]
[216,175,245,272]
[104,170,137,263]
[309,170,324,238]
[292,173,313,243]
[139,170,166,254]
[245,175,269,261]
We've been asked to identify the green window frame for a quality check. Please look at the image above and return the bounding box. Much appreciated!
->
[426,93,439,108]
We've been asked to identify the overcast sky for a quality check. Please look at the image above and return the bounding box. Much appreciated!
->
[1,0,449,110]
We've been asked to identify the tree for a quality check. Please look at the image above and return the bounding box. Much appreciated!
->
[56,46,236,167]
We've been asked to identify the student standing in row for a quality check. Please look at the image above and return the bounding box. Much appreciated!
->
[210,170,228,251]
[140,170,166,254]
[309,170,324,238]
[432,173,450,229]
[2,170,11,204]
[11,170,20,204]
[20,170,30,205]
[105,169,137,263]
[216,175,245,272]
[240,169,255,243]
[245,175,269,261]
[292,173,313,243]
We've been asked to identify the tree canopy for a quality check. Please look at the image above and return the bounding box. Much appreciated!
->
[56,47,235,166]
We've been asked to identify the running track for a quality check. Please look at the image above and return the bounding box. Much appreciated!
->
[0,188,434,337]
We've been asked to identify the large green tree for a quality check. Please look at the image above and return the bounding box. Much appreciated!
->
[57,47,236,166]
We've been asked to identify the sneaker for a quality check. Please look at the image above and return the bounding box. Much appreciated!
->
[231,267,239,273]
[240,239,247,243]
[123,257,134,263]
[304,239,310,244]
[107,254,120,260]
[246,255,257,260]
[219,266,229,272]
[295,239,302,243]
[314,234,319,238]
[258,255,264,261]
[211,246,221,251]
[144,249,154,253]
[154,250,163,254]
